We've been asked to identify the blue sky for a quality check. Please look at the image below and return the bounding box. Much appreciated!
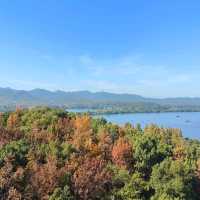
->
[0,0,200,97]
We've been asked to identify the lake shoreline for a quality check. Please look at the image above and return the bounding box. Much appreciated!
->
[67,109,200,115]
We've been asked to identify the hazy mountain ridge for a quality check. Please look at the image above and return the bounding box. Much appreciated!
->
[0,87,200,112]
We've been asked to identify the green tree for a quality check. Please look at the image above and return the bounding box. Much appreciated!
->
[150,159,197,200]
[117,172,149,200]
[0,139,29,167]
[49,185,74,200]
[134,134,172,177]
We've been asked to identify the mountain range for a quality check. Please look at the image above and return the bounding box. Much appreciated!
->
[1,87,200,112]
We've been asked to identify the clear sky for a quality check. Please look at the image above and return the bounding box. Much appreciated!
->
[0,0,200,97]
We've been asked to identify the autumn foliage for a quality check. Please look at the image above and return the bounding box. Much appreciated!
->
[72,157,112,199]
[112,137,133,169]
[0,107,200,200]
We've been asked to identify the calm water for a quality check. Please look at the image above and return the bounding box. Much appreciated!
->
[100,112,200,139]
[67,109,200,139]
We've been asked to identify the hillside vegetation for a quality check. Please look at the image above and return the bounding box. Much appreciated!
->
[0,107,200,199]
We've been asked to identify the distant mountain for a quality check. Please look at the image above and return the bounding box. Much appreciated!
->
[1,87,200,112]
[0,87,145,105]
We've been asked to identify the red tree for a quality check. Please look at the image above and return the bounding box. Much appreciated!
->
[112,137,133,169]
[72,157,112,200]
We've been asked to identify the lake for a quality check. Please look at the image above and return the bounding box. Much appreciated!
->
[67,109,200,139]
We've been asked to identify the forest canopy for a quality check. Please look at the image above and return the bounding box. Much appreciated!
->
[0,107,200,200]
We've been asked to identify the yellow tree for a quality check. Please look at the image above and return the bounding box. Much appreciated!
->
[72,115,94,152]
